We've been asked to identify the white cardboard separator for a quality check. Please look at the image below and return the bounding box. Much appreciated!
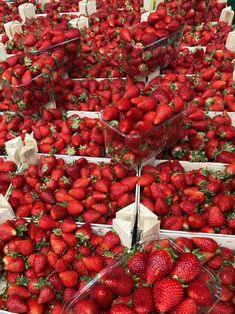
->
[160,230,235,250]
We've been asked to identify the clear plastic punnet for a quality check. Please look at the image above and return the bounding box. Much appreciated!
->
[122,27,183,77]
[61,234,221,314]
[100,104,195,169]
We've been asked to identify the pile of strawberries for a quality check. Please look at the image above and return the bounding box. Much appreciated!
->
[120,7,182,77]
[0,53,61,115]
[53,77,140,111]
[0,0,20,32]
[205,0,227,23]
[161,110,235,163]
[102,74,195,167]
[0,219,125,313]
[174,236,235,314]
[162,45,235,75]
[69,236,219,313]
[189,74,235,112]
[32,109,105,157]
[1,17,80,56]
[0,159,17,196]
[138,160,235,234]
[181,22,233,46]
[9,155,137,224]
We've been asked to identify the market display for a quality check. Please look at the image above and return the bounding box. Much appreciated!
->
[0,0,234,313]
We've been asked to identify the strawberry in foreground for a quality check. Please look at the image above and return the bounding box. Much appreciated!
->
[70,237,217,313]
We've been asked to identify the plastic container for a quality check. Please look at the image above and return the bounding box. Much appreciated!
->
[100,104,195,169]
[178,0,211,25]
[61,235,221,314]
[122,27,183,77]
[1,71,52,115]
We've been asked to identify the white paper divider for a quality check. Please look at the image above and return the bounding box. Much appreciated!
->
[5,136,24,165]
[0,43,7,61]
[4,21,22,39]
[219,6,234,25]
[0,194,15,223]
[226,31,235,52]
[18,3,36,23]
[66,111,99,119]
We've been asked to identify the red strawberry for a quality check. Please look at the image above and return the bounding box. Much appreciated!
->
[74,300,99,314]
[192,237,219,253]
[120,28,132,42]
[110,303,134,314]
[90,283,113,309]
[171,252,201,283]
[101,231,120,250]
[146,249,173,284]
[102,106,118,121]
[82,255,104,273]
[8,286,31,299]
[0,221,17,241]
[154,278,184,312]
[187,279,212,306]
[6,296,28,313]
[128,251,148,279]
[207,206,226,227]
[59,270,78,288]
[170,297,197,314]
[138,173,155,186]
[38,286,55,304]
[132,286,155,314]
[104,273,134,296]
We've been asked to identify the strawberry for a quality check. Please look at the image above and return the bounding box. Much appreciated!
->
[120,28,132,42]
[146,249,173,284]
[6,295,28,313]
[102,106,119,121]
[4,256,25,272]
[27,299,44,314]
[128,251,147,279]
[90,283,113,309]
[171,252,201,283]
[154,278,184,312]
[192,237,219,253]
[207,206,226,227]
[82,255,104,273]
[38,286,55,304]
[50,234,67,255]
[170,297,197,314]
[74,300,99,314]
[138,173,155,186]
[59,270,78,288]
[0,221,17,241]
[187,279,212,306]
[132,286,155,314]
[219,265,235,285]
[110,304,134,314]
[154,103,173,125]
[104,273,134,296]
[101,231,120,250]
[8,286,31,299]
